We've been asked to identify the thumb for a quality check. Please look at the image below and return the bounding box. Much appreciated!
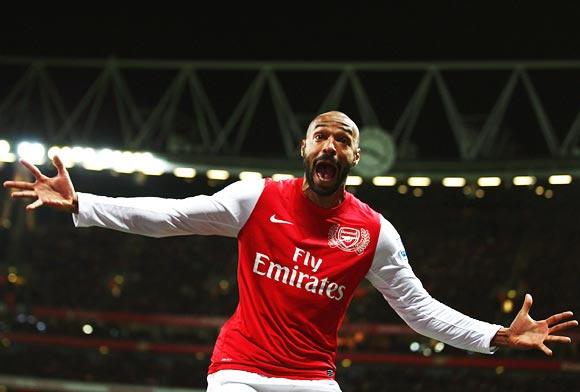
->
[521,293,533,315]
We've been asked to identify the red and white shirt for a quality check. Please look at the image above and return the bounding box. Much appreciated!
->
[74,178,502,380]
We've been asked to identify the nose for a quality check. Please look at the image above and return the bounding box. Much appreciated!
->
[322,137,337,156]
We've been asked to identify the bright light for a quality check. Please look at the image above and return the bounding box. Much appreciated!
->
[76,147,102,171]
[341,358,352,368]
[434,342,445,353]
[207,169,230,180]
[397,184,408,194]
[502,299,514,313]
[239,171,263,181]
[0,140,15,162]
[407,177,431,187]
[96,148,117,168]
[409,342,420,352]
[140,163,166,176]
[544,189,554,199]
[548,174,572,185]
[0,140,10,155]
[272,173,294,181]
[346,176,363,186]
[0,152,16,162]
[173,168,196,178]
[47,146,60,159]
[71,146,88,163]
[442,177,466,187]
[17,142,46,165]
[372,176,397,186]
[36,321,47,332]
[218,280,230,290]
[507,289,517,299]
[55,146,76,168]
[412,188,423,197]
[112,151,137,174]
[477,177,501,187]
[82,324,94,335]
[134,152,167,176]
[82,160,105,171]
[513,176,536,186]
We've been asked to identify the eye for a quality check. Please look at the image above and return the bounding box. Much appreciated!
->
[313,133,325,141]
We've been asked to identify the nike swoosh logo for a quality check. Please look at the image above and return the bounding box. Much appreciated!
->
[270,214,293,225]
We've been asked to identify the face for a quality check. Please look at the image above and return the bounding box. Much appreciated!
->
[301,111,360,196]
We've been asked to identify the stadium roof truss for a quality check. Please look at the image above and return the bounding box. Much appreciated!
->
[1,56,580,177]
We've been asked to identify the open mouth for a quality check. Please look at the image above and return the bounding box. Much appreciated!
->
[314,160,338,182]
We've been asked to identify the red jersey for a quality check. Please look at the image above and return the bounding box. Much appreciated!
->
[75,177,502,382]
[208,178,381,379]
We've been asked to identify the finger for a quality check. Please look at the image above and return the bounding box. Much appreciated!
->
[546,311,574,326]
[52,155,66,176]
[25,199,43,211]
[20,159,45,180]
[545,335,572,344]
[539,343,553,356]
[520,293,533,315]
[3,180,35,190]
[549,320,578,334]
[10,190,37,199]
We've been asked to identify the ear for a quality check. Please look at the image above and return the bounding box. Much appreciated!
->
[353,147,361,166]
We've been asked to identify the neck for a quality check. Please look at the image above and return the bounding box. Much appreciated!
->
[301,176,345,209]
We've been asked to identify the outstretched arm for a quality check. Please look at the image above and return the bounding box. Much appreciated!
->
[491,293,577,355]
[4,156,265,238]
[366,216,577,355]
[3,156,78,213]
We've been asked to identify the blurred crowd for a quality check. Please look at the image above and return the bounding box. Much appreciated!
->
[1,171,579,390]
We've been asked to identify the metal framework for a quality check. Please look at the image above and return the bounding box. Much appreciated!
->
[1,56,580,176]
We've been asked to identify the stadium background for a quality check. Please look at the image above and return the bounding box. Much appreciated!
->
[1,6,579,391]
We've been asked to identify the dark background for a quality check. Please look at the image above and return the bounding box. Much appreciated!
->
[1,4,579,61]
[1,5,580,392]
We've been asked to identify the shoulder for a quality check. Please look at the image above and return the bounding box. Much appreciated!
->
[378,214,402,242]
[213,178,266,202]
[263,177,300,190]
[347,192,382,223]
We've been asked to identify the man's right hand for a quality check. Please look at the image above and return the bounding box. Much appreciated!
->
[3,155,78,213]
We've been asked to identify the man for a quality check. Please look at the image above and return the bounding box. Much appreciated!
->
[4,111,577,392]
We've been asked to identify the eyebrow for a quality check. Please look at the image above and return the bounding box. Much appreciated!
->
[314,122,354,136]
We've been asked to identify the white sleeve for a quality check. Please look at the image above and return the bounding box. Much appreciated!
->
[72,179,265,238]
[365,215,502,354]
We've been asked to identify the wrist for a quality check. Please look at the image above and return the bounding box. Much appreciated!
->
[71,193,79,214]
[491,327,511,347]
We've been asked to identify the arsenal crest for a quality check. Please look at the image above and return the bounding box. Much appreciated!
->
[328,224,370,254]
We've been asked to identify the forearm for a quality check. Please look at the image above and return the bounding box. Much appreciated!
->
[368,218,503,353]
[393,287,502,353]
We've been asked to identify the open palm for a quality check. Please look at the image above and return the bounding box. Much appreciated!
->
[507,294,577,355]
[3,155,78,213]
